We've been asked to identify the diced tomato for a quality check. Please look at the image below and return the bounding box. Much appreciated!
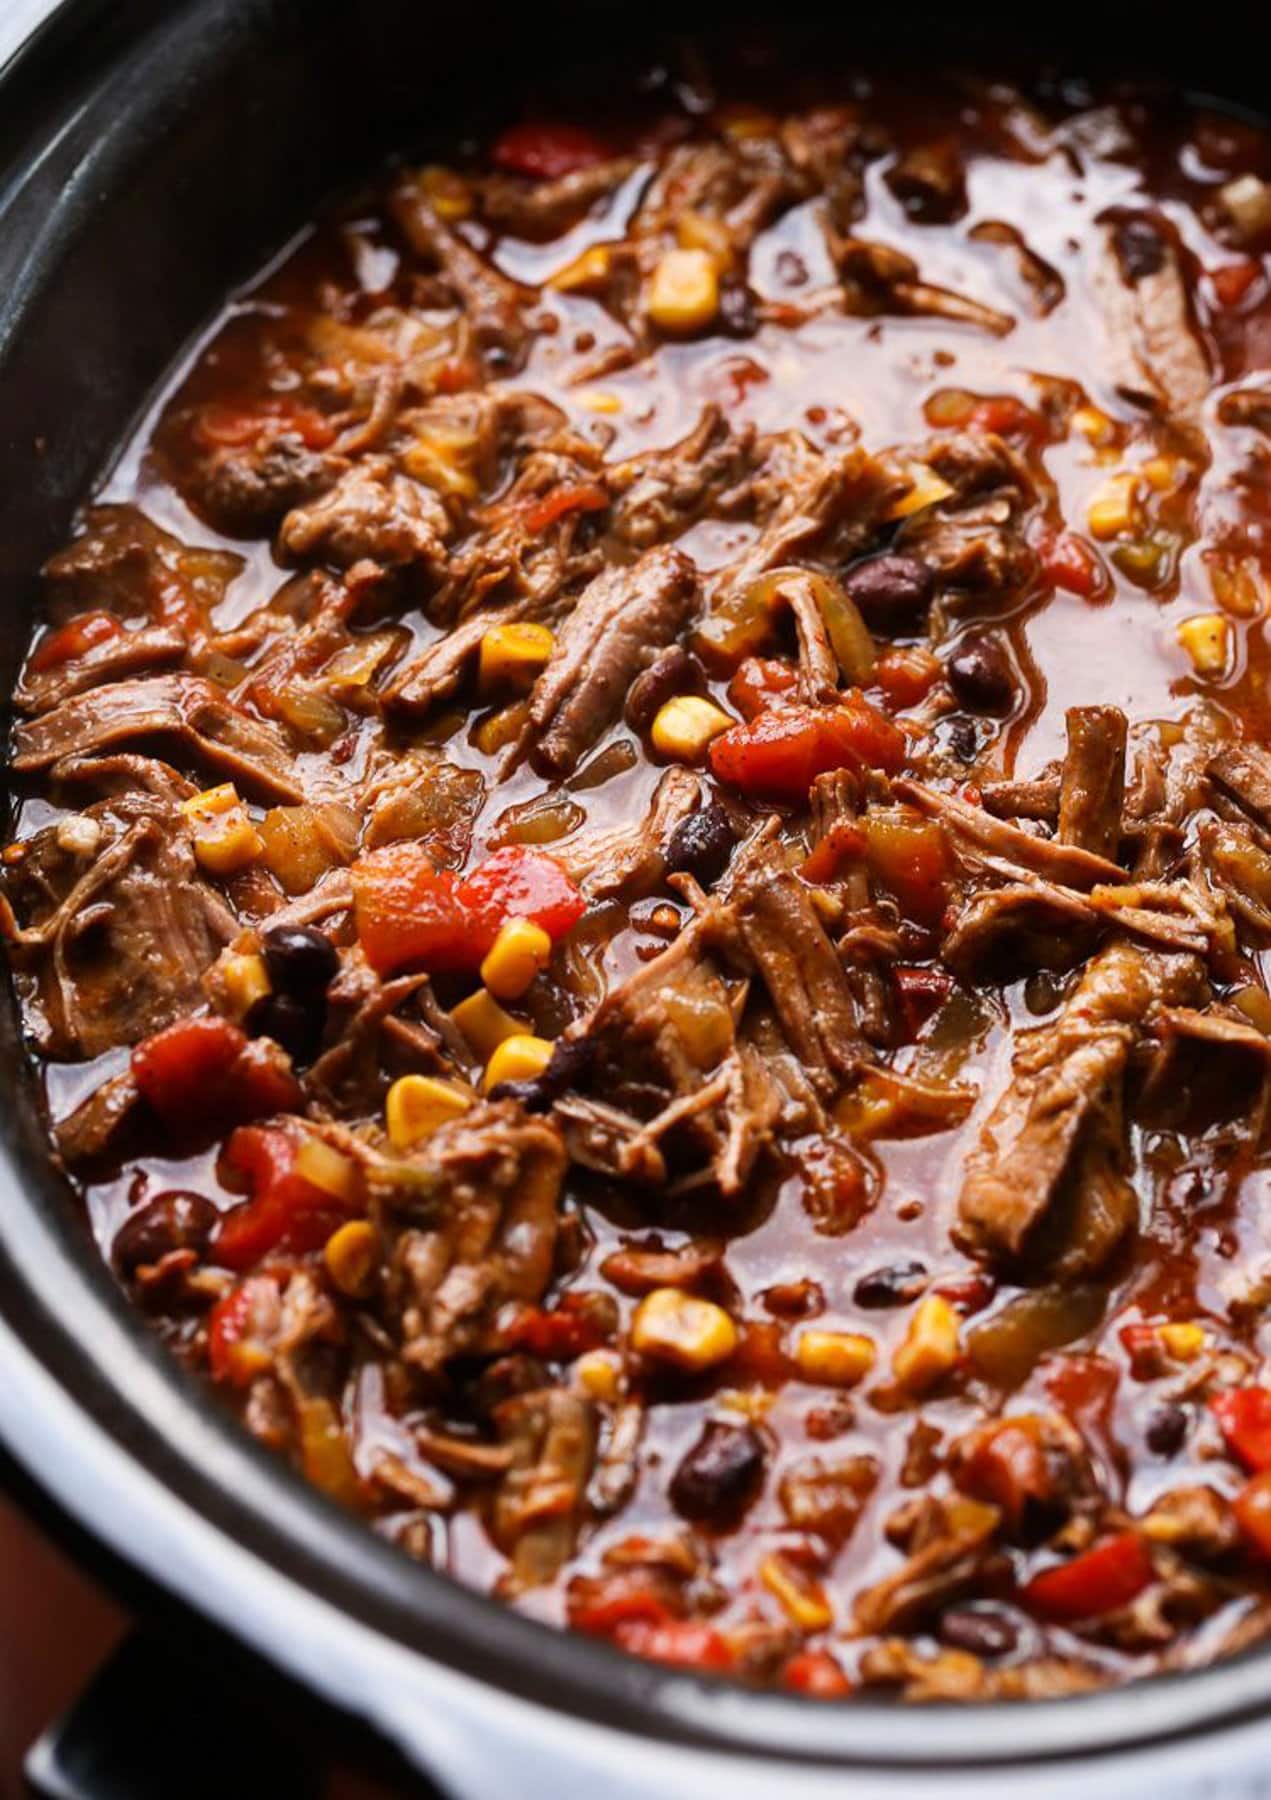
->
[521,482,610,534]
[29,610,123,673]
[956,1415,1055,1533]
[612,1617,735,1672]
[1210,258,1264,309]
[709,695,905,804]
[1031,522,1106,600]
[131,1016,302,1132]
[893,964,953,1038]
[505,1290,614,1360]
[568,1571,677,1635]
[727,656,799,721]
[132,1017,246,1126]
[353,841,584,976]
[207,1273,283,1386]
[1119,1321,1166,1381]
[1234,1469,1271,1557]
[873,645,941,710]
[969,395,1046,440]
[800,819,866,884]
[1022,1531,1154,1623]
[783,1649,853,1698]
[456,845,586,954]
[492,121,610,181]
[1211,1387,1271,1473]
[212,1125,355,1271]
[194,398,336,452]
[863,810,950,928]
[352,841,473,976]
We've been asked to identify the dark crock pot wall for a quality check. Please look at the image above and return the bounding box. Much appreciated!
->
[5,0,1271,1785]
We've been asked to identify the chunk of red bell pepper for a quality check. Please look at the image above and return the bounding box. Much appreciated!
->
[1211,1386,1271,1473]
[1234,1469,1271,1558]
[782,1649,853,1698]
[207,1273,283,1386]
[709,694,905,803]
[491,121,610,181]
[1030,522,1106,600]
[456,845,586,954]
[131,1016,302,1131]
[212,1125,355,1271]
[611,1617,735,1672]
[522,481,609,534]
[1022,1531,1153,1622]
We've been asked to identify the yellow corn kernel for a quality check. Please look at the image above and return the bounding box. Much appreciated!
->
[1177,612,1231,677]
[630,1287,738,1372]
[794,1329,876,1389]
[480,917,553,1001]
[884,465,955,521]
[576,1349,622,1401]
[295,1136,360,1204]
[1159,1321,1207,1362]
[220,951,271,1018]
[419,164,471,220]
[577,388,622,414]
[1208,554,1268,620]
[893,1294,960,1395]
[323,1219,380,1299]
[385,1074,473,1150]
[1086,472,1141,540]
[483,1033,555,1091]
[451,988,524,1058]
[478,622,555,696]
[645,248,719,334]
[1141,454,1181,492]
[547,243,614,293]
[1072,404,1114,446]
[759,1553,834,1632]
[650,695,733,762]
[676,211,733,267]
[399,431,480,501]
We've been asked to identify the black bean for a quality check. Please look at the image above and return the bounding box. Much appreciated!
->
[1114,216,1167,283]
[624,646,702,734]
[113,1191,218,1275]
[665,803,735,887]
[262,924,339,1000]
[1146,1403,1188,1458]
[853,1261,928,1309]
[946,631,1016,714]
[246,992,324,1065]
[718,279,758,338]
[489,1034,594,1113]
[939,1605,1020,1658]
[845,554,934,623]
[670,1420,766,1523]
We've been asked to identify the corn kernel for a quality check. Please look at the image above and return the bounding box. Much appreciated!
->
[220,951,271,1019]
[759,1553,834,1631]
[645,249,719,334]
[419,164,471,221]
[630,1287,737,1372]
[483,1033,555,1091]
[650,695,733,761]
[1141,455,1181,492]
[577,389,622,414]
[399,432,480,500]
[676,211,733,267]
[893,1294,960,1395]
[478,622,555,696]
[451,988,524,1058]
[1177,612,1231,677]
[1072,404,1114,447]
[884,465,955,521]
[576,1349,622,1401]
[548,243,614,293]
[1086,472,1141,540]
[294,1136,359,1204]
[1159,1322,1207,1362]
[324,1219,379,1298]
[480,917,554,1001]
[385,1074,473,1150]
[1208,554,1268,620]
[794,1329,876,1388]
